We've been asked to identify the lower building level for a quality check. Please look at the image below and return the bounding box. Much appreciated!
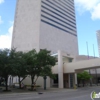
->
[7,50,100,88]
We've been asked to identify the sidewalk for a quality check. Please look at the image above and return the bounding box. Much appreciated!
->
[37,88,77,93]
[77,85,100,90]
[1,85,99,94]
[0,87,76,94]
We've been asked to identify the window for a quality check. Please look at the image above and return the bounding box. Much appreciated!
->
[69,58,73,62]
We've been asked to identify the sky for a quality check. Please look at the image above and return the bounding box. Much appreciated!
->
[0,0,100,57]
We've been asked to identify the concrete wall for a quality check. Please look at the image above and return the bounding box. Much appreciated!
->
[22,76,50,88]
[52,57,100,74]
[12,0,79,55]
[40,21,78,55]
[12,0,41,52]
[52,65,58,74]
[64,58,100,73]
[39,0,78,55]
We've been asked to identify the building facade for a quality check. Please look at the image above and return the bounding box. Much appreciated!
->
[96,30,100,57]
[22,50,100,88]
[12,0,78,55]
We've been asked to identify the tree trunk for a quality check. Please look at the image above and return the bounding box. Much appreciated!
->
[18,76,21,89]
[5,76,8,91]
[31,76,34,91]
[20,76,26,83]
[44,76,47,90]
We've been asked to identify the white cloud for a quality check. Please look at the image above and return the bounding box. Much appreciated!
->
[75,0,100,20]
[0,16,3,24]
[0,25,13,49]
[0,0,4,4]
[91,3,100,20]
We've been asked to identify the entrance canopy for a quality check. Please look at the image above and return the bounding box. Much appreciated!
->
[52,51,100,74]
[64,58,100,73]
[52,50,100,88]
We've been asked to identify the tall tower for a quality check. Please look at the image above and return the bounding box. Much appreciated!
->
[96,30,100,57]
[12,0,79,55]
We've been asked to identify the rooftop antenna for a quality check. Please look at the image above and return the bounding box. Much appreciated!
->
[86,41,89,59]
[93,44,95,58]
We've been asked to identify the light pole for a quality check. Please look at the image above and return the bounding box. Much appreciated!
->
[44,76,47,90]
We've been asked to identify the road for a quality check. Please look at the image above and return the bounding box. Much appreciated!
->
[0,87,99,100]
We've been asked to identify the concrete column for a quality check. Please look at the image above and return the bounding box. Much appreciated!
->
[58,50,63,88]
[75,73,77,85]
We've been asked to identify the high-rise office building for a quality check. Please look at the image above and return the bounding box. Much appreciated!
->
[96,30,100,57]
[12,0,78,55]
